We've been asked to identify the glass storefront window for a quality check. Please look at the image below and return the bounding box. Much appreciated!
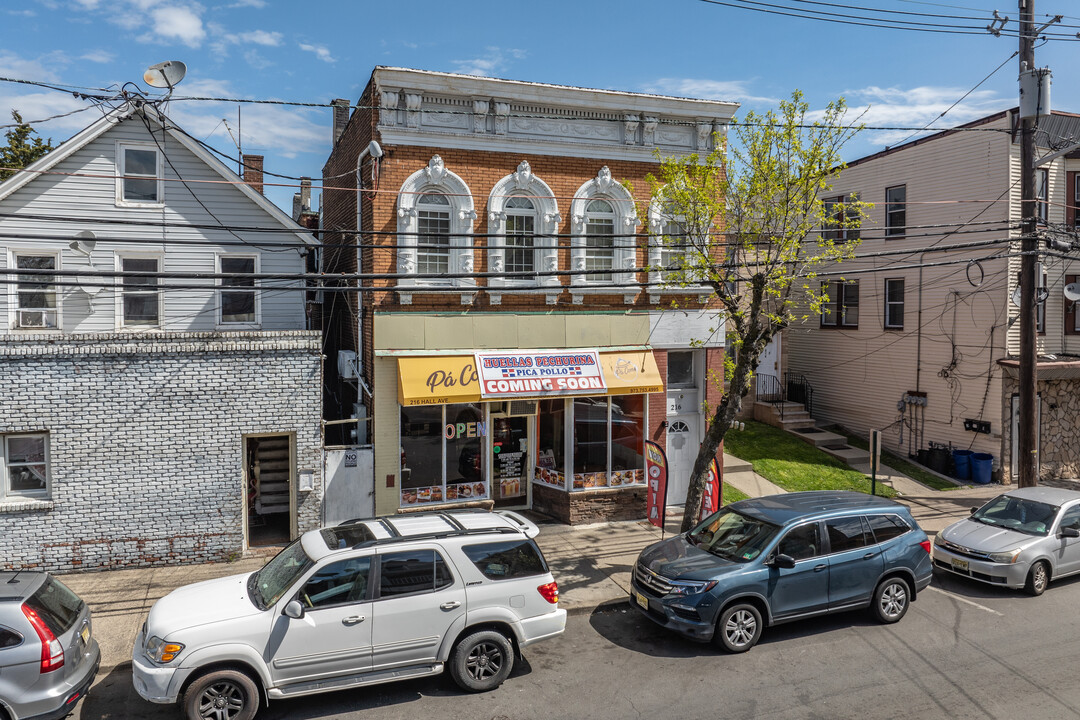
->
[535,399,566,489]
[560,396,647,491]
[400,403,488,507]
[611,394,645,478]
[573,398,608,488]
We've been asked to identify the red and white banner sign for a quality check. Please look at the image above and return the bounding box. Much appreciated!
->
[645,440,668,530]
[699,456,722,522]
[474,350,606,399]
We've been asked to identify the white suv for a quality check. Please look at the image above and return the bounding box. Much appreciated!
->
[131,510,565,720]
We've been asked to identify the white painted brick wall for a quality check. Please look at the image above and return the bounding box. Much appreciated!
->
[0,330,324,573]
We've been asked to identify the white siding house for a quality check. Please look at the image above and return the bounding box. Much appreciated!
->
[787,109,1080,484]
[0,105,324,571]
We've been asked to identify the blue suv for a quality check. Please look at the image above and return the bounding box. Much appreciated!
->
[631,491,933,652]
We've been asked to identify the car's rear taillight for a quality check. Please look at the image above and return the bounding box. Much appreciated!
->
[21,603,64,673]
[537,581,559,604]
[919,540,932,554]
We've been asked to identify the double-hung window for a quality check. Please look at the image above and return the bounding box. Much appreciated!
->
[823,194,860,241]
[416,193,451,277]
[2,433,49,500]
[12,251,58,329]
[584,199,616,283]
[117,143,162,205]
[1066,274,1080,335]
[884,278,905,330]
[885,185,906,237]
[119,256,160,327]
[659,219,690,282]
[820,280,859,328]
[504,196,536,274]
[218,255,259,325]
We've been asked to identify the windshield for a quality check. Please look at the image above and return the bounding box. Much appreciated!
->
[687,508,780,562]
[249,539,314,610]
[971,494,1058,536]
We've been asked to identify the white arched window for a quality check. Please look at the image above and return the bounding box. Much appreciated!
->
[396,155,476,305]
[570,167,638,304]
[647,197,709,304]
[487,161,561,305]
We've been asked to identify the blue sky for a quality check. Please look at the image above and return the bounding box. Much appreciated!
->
[2,0,1079,213]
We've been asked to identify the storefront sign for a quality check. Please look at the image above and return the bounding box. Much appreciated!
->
[699,456,722,521]
[444,422,486,440]
[398,356,480,406]
[474,350,606,399]
[645,440,668,530]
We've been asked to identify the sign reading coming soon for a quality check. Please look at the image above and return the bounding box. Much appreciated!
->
[473,350,607,399]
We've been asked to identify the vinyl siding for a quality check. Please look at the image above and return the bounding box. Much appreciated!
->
[0,116,308,334]
[787,115,1013,458]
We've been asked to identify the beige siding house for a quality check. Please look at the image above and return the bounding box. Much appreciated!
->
[786,109,1080,484]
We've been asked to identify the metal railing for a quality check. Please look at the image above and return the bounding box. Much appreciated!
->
[754,372,815,422]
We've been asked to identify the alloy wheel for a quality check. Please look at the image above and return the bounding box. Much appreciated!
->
[1032,563,1048,593]
[724,608,758,648]
[197,681,247,720]
[465,641,504,681]
[879,581,908,620]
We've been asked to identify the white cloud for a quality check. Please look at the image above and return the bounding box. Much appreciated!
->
[226,0,266,7]
[168,78,326,160]
[451,47,526,77]
[298,42,334,63]
[0,90,98,134]
[229,29,281,46]
[79,50,114,63]
[642,78,778,106]
[7,9,36,16]
[151,5,206,47]
[827,85,1006,146]
[0,51,61,82]
[242,49,272,70]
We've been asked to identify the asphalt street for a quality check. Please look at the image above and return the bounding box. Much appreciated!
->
[75,569,1080,720]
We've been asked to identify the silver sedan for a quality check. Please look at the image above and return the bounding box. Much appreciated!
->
[932,486,1080,595]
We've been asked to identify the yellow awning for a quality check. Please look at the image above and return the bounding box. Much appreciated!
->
[598,350,664,395]
[397,350,663,406]
[397,356,482,406]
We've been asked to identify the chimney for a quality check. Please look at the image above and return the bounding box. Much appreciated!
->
[292,177,312,221]
[331,98,350,145]
[242,154,264,195]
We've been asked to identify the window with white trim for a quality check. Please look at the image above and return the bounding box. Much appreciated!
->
[117,143,163,205]
[118,255,161,327]
[646,196,706,302]
[218,254,259,325]
[11,251,59,330]
[487,161,561,302]
[570,167,637,301]
[822,193,861,242]
[1,433,49,500]
[395,156,475,303]
[884,278,904,330]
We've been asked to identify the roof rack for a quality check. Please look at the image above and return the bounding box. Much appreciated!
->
[334,510,524,551]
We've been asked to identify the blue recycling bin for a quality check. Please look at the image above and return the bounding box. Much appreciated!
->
[952,450,974,480]
[971,453,993,485]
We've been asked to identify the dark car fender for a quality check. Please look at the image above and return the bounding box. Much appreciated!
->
[710,590,774,626]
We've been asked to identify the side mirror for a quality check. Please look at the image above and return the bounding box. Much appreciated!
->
[283,600,305,619]
[770,554,796,570]
[1061,527,1080,539]
[970,507,980,515]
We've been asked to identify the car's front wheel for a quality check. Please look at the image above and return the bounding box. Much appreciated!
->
[872,577,910,623]
[449,630,514,692]
[1025,560,1050,596]
[714,603,763,653]
[181,669,259,720]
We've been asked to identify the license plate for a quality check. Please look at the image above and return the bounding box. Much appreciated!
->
[951,557,969,572]
[634,591,649,610]
[80,625,90,644]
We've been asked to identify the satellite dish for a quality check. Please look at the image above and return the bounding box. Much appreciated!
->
[1012,286,1050,307]
[1065,283,1080,302]
[1012,287,1021,308]
[75,264,106,297]
[69,230,96,257]
[143,61,187,89]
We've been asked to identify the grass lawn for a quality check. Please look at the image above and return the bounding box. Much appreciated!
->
[722,483,750,505]
[831,426,962,492]
[723,421,898,498]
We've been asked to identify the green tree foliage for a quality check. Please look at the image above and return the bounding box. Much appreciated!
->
[640,91,868,532]
[1,111,54,181]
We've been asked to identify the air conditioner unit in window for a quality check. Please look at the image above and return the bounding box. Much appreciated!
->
[503,400,538,417]
[17,310,49,328]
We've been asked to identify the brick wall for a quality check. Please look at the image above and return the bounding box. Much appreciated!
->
[0,331,324,572]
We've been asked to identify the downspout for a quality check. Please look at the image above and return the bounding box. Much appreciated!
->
[354,139,383,399]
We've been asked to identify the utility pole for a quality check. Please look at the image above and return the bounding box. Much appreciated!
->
[1017,0,1037,488]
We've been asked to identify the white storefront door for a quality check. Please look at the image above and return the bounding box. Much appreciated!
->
[666,414,701,505]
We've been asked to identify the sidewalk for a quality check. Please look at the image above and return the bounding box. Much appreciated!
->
[60,463,1003,676]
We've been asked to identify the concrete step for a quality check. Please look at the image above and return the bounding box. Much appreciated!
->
[786,427,847,448]
[819,444,871,466]
[723,453,753,474]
